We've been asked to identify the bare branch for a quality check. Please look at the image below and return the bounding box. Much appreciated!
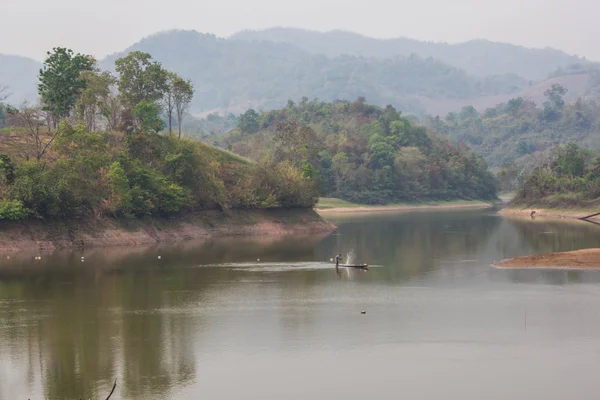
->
[105,379,117,400]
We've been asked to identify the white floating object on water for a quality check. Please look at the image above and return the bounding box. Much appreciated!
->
[257,258,260,262]
[330,258,333,262]
[158,256,161,260]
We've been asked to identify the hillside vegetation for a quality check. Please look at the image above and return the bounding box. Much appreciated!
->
[511,143,600,209]
[219,98,498,204]
[0,48,317,221]
[424,83,600,179]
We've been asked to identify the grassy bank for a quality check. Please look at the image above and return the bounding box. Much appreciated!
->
[315,197,497,213]
[0,209,336,252]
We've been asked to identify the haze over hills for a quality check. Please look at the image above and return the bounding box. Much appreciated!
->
[1,28,597,117]
[0,54,41,104]
[231,28,589,81]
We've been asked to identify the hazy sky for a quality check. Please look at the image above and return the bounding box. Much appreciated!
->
[3,0,598,61]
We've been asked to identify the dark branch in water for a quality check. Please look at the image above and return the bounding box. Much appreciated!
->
[105,379,117,400]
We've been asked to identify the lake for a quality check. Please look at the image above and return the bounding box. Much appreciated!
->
[2,209,600,400]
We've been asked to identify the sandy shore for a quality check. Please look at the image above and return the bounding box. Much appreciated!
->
[316,202,496,214]
[494,248,600,270]
[498,207,600,223]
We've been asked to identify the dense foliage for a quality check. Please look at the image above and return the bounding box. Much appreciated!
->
[219,99,498,204]
[424,85,600,177]
[0,48,318,221]
[512,143,600,208]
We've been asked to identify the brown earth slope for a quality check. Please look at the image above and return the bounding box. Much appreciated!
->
[494,248,600,270]
[0,209,336,252]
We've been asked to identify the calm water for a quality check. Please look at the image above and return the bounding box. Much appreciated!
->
[2,209,600,400]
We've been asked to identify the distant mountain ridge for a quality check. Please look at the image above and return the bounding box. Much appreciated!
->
[231,27,588,81]
[1,28,596,117]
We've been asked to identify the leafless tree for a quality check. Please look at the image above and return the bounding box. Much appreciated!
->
[100,90,122,132]
[8,103,62,161]
[163,73,176,133]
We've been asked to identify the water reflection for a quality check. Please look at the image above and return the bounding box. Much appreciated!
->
[2,210,600,399]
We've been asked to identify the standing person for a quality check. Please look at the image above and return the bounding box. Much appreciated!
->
[335,254,342,267]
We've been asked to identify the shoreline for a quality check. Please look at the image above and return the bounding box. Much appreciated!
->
[498,207,600,223]
[0,209,336,252]
[316,201,498,214]
[493,248,600,270]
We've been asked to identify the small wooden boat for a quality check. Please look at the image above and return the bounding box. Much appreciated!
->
[338,264,369,270]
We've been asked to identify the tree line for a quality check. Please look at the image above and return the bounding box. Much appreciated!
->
[423,83,600,191]
[0,48,318,220]
[511,143,600,209]
[220,98,498,204]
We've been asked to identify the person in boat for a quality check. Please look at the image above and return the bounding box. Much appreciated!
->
[335,254,342,267]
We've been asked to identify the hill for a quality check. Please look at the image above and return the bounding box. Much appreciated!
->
[231,27,588,81]
[2,29,597,118]
[422,81,600,187]
[100,30,525,117]
[417,73,593,116]
[0,54,41,105]
[217,99,498,204]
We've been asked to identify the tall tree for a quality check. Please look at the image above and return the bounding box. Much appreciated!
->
[163,73,176,133]
[38,48,95,125]
[173,77,194,138]
[76,70,116,131]
[114,51,168,108]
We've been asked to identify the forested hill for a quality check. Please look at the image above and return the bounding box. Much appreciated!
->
[231,28,587,81]
[3,29,595,118]
[218,99,498,204]
[0,48,318,222]
[99,30,521,117]
[424,83,600,173]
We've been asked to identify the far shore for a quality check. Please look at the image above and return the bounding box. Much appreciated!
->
[499,207,600,224]
[494,248,600,270]
[316,199,499,214]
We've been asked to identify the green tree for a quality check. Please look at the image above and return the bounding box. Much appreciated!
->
[238,109,260,134]
[133,101,165,133]
[38,48,95,124]
[544,84,568,110]
[114,51,168,108]
[505,97,524,116]
[556,143,585,177]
